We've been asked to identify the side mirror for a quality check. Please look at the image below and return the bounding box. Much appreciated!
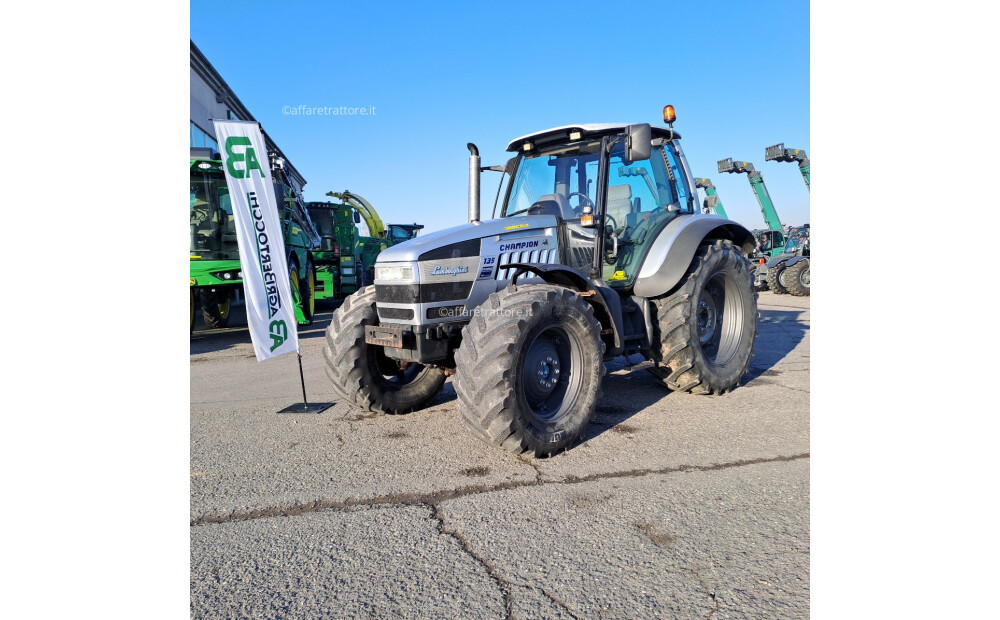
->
[626,123,651,162]
[353,211,361,224]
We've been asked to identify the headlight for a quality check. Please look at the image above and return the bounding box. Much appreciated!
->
[376,265,415,281]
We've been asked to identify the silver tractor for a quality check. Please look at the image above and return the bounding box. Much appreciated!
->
[324,108,758,457]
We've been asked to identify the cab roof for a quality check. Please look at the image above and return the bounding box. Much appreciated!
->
[506,123,680,152]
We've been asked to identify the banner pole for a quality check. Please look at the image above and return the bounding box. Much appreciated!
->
[297,352,309,407]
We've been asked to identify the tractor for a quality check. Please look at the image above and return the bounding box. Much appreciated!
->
[323,107,759,457]
[764,224,809,296]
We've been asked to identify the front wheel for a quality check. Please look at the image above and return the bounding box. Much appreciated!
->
[199,289,231,329]
[323,287,446,413]
[454,285,605,457]
[766,260,790,294]
[784,260,810,296]
[648,239,757,395]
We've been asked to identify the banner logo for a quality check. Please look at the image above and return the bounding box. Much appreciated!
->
[269,320,288,351]
[225,136,264,179]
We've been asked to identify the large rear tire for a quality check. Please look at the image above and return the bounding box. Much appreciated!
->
[766,260,789,295]
[648,239,757,395]
[323,287,446,413]
[199,289,231,329]
[785,260,810,296]
[453,284,605,457]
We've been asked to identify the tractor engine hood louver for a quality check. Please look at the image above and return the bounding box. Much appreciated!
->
[376,215,559,263]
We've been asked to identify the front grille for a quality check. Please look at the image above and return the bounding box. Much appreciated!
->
[378,307,414,320]
[495,248,558,279]
[375,281,473,304]
[375,284,419,304]
[426,305,466,320]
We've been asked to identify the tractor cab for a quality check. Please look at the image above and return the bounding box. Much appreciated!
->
[190,158,239,261]
[498,122,696,289]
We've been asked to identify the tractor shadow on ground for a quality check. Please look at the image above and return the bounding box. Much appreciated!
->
[577,308,808,447]
[742,308,809,383]
[578,355,674,445]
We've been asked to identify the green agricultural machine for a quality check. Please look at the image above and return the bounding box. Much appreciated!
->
[189,147,320,330]
[694,177,728,218]
[717,157,786,290]
[306,191,424,303]
[763,144,810,296]
[765,143,810,192]
[764,224,809,296]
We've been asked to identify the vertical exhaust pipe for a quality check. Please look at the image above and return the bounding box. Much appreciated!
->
[467,143,480,224]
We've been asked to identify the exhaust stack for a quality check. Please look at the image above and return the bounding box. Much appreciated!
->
[467,143,481,224]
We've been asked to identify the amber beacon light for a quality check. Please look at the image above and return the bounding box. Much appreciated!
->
[663,105,676,125]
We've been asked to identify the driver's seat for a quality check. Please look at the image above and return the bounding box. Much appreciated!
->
[606,185,633,235]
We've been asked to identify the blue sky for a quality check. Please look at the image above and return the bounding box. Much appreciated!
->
[191,1,809,233]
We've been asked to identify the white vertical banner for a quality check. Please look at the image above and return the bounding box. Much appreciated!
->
[212,120,299,361]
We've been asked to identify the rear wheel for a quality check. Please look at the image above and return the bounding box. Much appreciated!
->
[323,287,446,413]
[766,260,789,294]
[199,289,231,329]
[454,285,605,457]
[301,260,316,320]
[785,260,810,296]
[648,239,757,394]
[288,261,311,325]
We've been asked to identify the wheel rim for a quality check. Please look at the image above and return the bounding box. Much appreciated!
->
[521,325,583,423]
[289,268,300,304]
[218,296,231,319]
[698,270,745,367]
[306,267,315,316]
[778,268,788,287]
[801,267,810,287]
[697,290,719,346]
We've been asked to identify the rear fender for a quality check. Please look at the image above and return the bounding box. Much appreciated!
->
[783,256,808,268]
[633,215,754,298]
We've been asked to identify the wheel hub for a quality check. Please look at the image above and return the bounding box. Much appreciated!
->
[524,339,562,404]
[697,292,718,345]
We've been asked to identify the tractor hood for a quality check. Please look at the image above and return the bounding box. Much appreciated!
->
[376,215,558,263]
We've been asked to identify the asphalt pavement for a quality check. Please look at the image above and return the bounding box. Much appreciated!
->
[190,292,810,619]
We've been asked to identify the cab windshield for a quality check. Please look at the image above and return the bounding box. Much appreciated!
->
[190,165,238,260]
[502,140,602,220]
[499,135,693,287]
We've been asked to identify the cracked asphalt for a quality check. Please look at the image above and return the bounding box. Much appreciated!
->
[191,292,809,619]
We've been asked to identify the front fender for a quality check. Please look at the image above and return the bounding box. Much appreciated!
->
[506,263,623,356]
[632,214,754,298]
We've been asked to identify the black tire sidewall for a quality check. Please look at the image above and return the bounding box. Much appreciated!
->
[685,245,756,387]
[513,298,600,448]
[325,287,446,413]
[302,260,315,320]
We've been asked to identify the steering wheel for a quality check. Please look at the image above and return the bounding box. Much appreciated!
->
[568,192,594,216]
